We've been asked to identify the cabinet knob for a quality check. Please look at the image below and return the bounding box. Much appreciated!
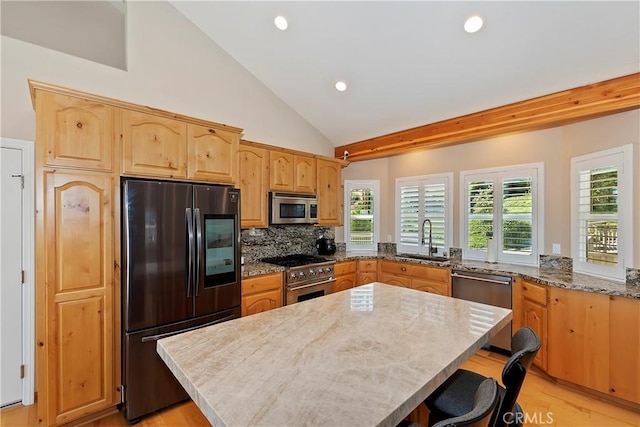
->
[208,128,216,134]
[76,122,83,129]
[401,267,407,271]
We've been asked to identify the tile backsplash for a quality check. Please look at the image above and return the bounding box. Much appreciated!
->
[241,226,334,263]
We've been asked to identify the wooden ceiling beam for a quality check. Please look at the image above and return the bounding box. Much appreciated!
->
[334,73,640,162]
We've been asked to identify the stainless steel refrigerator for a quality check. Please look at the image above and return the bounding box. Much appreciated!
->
[122,179,241,422]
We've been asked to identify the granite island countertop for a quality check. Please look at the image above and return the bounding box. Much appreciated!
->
[323,251,640,299]
[157,283,512,427]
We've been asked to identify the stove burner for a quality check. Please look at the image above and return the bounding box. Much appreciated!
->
[262,254,331,268]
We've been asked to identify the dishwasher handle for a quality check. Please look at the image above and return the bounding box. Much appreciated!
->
[451,272,511,286]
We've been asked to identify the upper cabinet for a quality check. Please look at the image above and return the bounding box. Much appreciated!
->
[269,152,317,193]
[317,159,342,225]
[239,143,269,228]
[187,124,238,184]
[36,91,115,171]
[121,110,187,179]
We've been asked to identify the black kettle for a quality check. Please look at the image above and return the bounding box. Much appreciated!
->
[316,237,336,255]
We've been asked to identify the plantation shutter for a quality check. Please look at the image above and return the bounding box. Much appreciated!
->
[467,180,494,251]
[348,187,374,247]
[502,177,533,256]
[399,184,420,248]
[424,183,446,249]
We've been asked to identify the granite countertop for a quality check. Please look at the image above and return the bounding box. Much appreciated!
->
[324,251,640,299]
[241,262,285,277]
[157,283,512,427]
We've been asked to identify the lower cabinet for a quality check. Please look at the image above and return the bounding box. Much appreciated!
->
[334,260,357,293]
[379,260,451,295]
[521,280,548,371]
[241,273,283,317]
[548,287,640,404]
[356,259,378,285]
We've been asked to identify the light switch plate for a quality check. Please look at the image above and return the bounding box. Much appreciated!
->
[552,243,561,254]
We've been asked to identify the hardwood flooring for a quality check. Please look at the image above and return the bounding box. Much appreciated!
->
[2,349,638,426]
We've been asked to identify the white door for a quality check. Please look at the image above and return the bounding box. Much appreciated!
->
[1,146,23,406]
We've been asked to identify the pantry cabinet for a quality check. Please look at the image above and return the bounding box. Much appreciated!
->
[316,159,342,225]
[36,91,115,171]
[334,261,357,293]
[187,123,239,184]
[239,143,269,228]
[241,273,283,317]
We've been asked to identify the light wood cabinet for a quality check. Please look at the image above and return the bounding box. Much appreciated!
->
[39,171,116,425]
[187,124,238,183]
[241,273,283,317]
[334,261,357,293]
[356,259,378,285]
[548,288,639,404]
[36,91,115,171]
[121,110,187,178]
[521,280,548,370]
[379,260,451,295]
[239,143,269,228]
[316,159,342,225]
[294,155,316,193]
[269,151,316,193]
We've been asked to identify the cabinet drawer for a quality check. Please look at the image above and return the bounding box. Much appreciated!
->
[522,280,547,306]
[412,279,449,296]
[241,273,283,296]
[380,260,412,276]
[379,273,411,288]
[357,259,378,273]
[334,261,357,276]
[412,265,450,284]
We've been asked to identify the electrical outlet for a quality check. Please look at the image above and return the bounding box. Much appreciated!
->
[552,243,561,255]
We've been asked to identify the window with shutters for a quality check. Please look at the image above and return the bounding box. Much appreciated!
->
[571,145,632,280]
[396,174,453,256]
[344,181,380,251]
[461,164,543,265]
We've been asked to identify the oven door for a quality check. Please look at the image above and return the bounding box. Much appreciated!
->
[286,278,335,305]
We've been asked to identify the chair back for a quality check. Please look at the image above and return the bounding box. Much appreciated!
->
[432,378,499,427]
[493,327,540,427]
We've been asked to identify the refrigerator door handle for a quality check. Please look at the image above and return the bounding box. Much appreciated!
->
[123,181,131,296]
[194,208,202,297]
[186,208,194,297]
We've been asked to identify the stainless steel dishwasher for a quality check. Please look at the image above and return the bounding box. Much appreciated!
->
[451,270,512,352]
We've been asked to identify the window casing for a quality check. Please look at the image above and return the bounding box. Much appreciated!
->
[344,180,380,251]
[460,164,543,265]
[571,145,632,281]
[396,173,453,257]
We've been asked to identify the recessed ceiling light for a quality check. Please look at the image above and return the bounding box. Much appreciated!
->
[335,81,348,92]
[464,15,483,33]
[274,16,288,31]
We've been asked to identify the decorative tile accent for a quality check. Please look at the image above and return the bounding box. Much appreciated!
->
[449,247,462,260]
[377,243,397,254]
[627,268,640,286]
[241,226,334,263]
[539,255,573,271]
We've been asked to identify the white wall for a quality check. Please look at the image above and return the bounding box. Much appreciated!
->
[0,1,333,155]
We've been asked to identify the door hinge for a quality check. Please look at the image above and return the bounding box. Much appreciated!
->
[20,365,25,379]
[11,174,24,189]
[21,270,25,284]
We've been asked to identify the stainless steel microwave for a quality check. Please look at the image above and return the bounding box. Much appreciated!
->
[269,192,318,225]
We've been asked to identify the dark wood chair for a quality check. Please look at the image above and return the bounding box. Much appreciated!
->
[425,327,541,427]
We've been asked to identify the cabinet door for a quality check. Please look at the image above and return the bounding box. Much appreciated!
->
[379,273,411,288]
[357,259,378,273]
[333,274,356,293]
[412,278,448,296]
[242,290,282,317]
[187,124,238,184]
[548,288,610,394]
[294,155,316,193]
[609,296,640,403]
[356,272,377,286]
[41,171,115,425]
[316,159,342,225]
[239,144,269,228]
[36,91,114,171]
[122,110,187,178]
[522,299,548,371]
[269,151,294,191]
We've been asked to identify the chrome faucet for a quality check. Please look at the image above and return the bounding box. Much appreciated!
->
[421,219,436,255]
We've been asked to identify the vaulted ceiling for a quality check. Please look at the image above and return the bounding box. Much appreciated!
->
[171,1,639,149]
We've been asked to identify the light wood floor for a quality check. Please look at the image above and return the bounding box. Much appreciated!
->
[2,349,639,426]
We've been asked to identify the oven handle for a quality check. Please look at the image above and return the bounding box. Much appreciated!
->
[288,277,335,290]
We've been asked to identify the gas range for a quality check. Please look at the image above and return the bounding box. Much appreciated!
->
[261,254,335,288]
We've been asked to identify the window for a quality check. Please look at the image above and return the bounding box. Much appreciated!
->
[571,145,632,280]
[344,181,380,251]
[396,174,453,256]
[461,164,543,265]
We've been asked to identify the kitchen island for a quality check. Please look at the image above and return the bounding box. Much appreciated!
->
[157,282,511,427]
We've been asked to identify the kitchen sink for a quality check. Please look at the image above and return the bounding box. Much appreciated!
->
[397,253,450,262]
